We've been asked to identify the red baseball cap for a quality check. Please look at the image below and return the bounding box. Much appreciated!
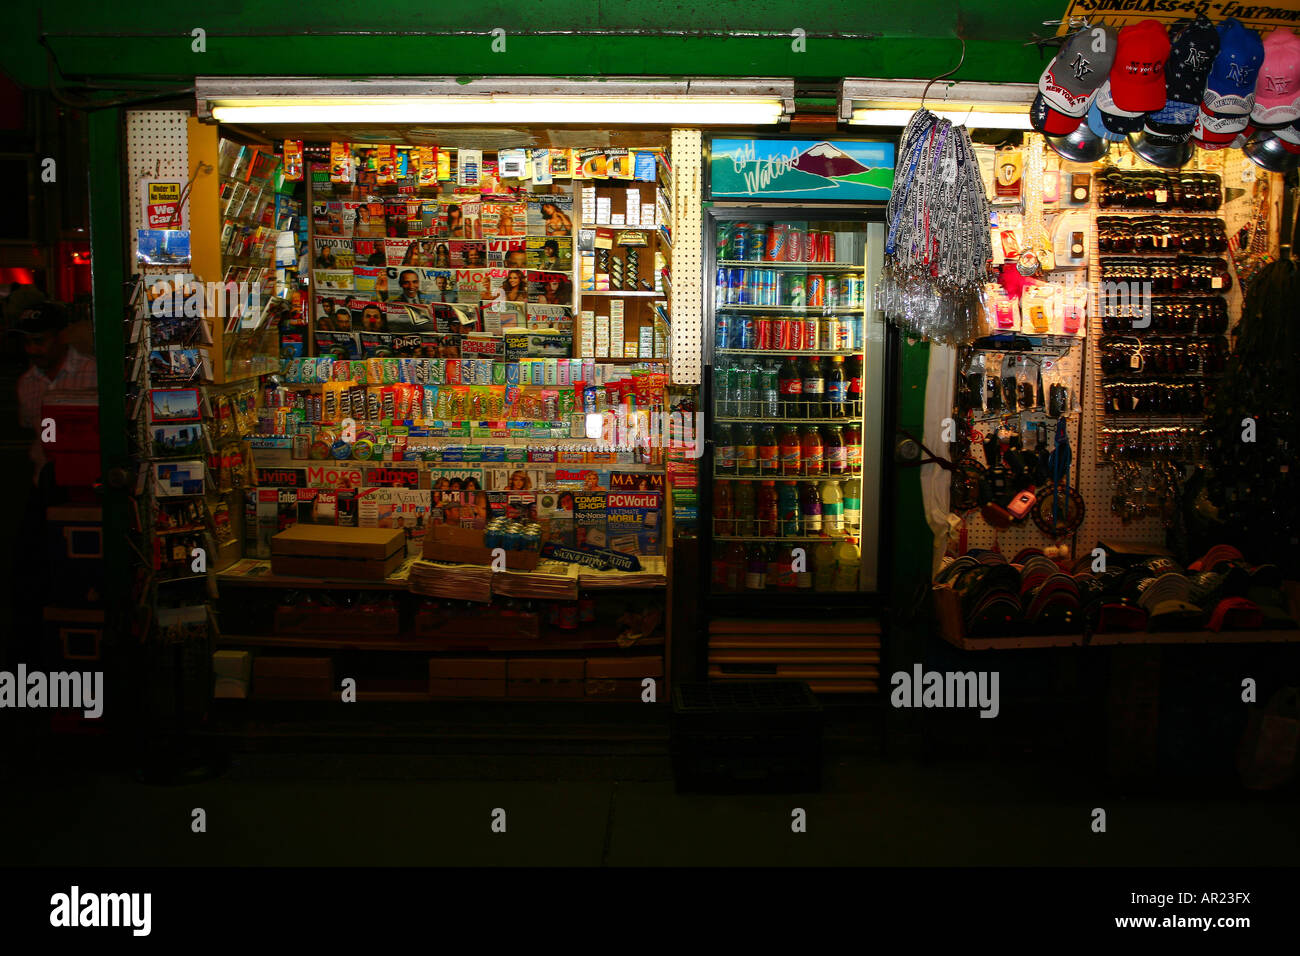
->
[1110,20,1171,113]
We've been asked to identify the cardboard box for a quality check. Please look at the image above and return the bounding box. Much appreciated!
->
[270,525,405,580]
[507,679,584,698]
[252,656,333,699]
[429,658,507,679]
[430,678,506,698]
[422,524,540,571]
[587,656,663,679]
[507,657,585,680]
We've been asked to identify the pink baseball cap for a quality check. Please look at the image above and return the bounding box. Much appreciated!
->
[1252,29,1300,126]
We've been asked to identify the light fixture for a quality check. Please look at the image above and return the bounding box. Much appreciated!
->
[849,108,1033,130]
[198,77,795,126]
[841,78,1037,130]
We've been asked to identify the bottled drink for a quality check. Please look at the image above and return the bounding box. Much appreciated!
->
[712,364,730,418]
[800,425,823,477]
[846,354,863,406]
[756,481,779,537]
[826,356,847,417]
[833,539,862,591]
[724,543,746,590]
[843,478,862,533]
[733,479,756,536]
[744,544,767,590]
[823,425,846,475]
[735,425,758,476]
[778,355,802,417]
[844,422,862,473]
[761,361,781,418]
[715,423,735,476]
[819,480,844,534]
[733,360,753,418]
[813,541,837,591]
[778,480,801,537]
[712,479,733,536]
[779,425,801,477]
[800,480,823,535]
[800,356,825,417]
[722,361,741,418]
[757,425,779,477]
[710,543,731,591]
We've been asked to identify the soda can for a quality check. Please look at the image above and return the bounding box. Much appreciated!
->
[807,273,825,307]
[729,268,747,305]
[845,275,862,308]
[802,318,820,350]
[785,226,804,262]
[772,272,785,307]
[821,317,840,350]
[819,231,836,263]
[835,317,853,350]
[756,317,773,350]
[775,317,794,351]
[732,222,749,262]
[789,317,804,351]
[825,276,841,309]
[715,315,731,352]
[715,267,729,306]
[737,315,757,350]
[802,229,817,262]
[748,224,768,262]
[716,223,735,261]
[787,275,806,308]
[766,225,786,262]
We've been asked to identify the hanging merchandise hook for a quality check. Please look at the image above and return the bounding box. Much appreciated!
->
[920,35,968,111]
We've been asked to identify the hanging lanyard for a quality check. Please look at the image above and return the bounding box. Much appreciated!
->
[885,112,938,256]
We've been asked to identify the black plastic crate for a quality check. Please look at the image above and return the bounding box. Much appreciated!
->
[671,681,823,793]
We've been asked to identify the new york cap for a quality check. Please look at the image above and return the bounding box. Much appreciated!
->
[1109,19,1171,113]
[1036,24,1118,134]
[1202,18,1265,116]
[1146,15,1220,137]
[1251,28,1300,127]
[1097,80,1146,134]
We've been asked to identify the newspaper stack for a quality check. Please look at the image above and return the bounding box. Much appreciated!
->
[407,560,493,603]
[490,564,579,601]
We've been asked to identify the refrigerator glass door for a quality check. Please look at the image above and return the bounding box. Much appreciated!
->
[708,216,884,596]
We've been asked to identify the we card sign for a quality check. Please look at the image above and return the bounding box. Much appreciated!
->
[142,179,187,229]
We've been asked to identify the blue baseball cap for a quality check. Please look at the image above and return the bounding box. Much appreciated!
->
[1202,18,1265,117]
[1088,101,1127,142]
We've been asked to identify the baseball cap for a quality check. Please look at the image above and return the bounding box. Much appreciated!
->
[1110,19,1172,113]
[1146,15,1220,138]
[1128,129,1193,169]
[1046,120,1109,162]
[1193,105,1248,146]
[1243,129,1300,171]
[1087,100,1127,141]
[11,301,68,336]
[1251,28,1300,127]
[1036,24,1118,134]
[1097,80,1146,134]
[1202,18,1265,116]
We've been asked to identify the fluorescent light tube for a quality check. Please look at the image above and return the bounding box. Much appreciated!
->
[849,108,1033,130]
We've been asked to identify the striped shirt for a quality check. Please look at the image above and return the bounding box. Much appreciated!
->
[17,346,98,480]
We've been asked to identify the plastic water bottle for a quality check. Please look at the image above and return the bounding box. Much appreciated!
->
[761,361,781,418]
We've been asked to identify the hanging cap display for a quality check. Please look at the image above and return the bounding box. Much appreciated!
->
[1145,15,1220,138]
[1251,28,1300,127]
[1127,129,1194,168]
[1242,128,1300,172]
[1201,18,1265,116]
[1193,105,1248,145]
[1097,80,1146,134]
[1035,24,1118,134]
[1046,120,1109,163]
[1109,19,1171,113]
[1087,100,1127,142]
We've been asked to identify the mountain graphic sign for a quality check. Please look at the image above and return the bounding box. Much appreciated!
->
[710,138,895,201]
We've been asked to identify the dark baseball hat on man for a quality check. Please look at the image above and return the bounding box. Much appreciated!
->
[11,301,68,336]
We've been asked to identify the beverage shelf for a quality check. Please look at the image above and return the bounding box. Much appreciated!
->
[718,260,863,271]
[715,305,863,314]
[713,472,861,481]
[715,416,859,424]
[714,534,859,543]
[716,348,860,357]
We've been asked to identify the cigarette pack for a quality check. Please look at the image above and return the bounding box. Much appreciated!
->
[595,316,610,358]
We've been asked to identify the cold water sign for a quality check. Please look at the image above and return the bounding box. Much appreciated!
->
[709,139,894,201]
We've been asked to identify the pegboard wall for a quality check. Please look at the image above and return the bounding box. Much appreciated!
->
[126,110,191,274]
[670,128,703,385]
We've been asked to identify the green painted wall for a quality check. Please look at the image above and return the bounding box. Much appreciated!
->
[10,1,1061,87]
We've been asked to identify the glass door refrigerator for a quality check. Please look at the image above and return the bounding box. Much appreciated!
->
[703,210,893,609]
